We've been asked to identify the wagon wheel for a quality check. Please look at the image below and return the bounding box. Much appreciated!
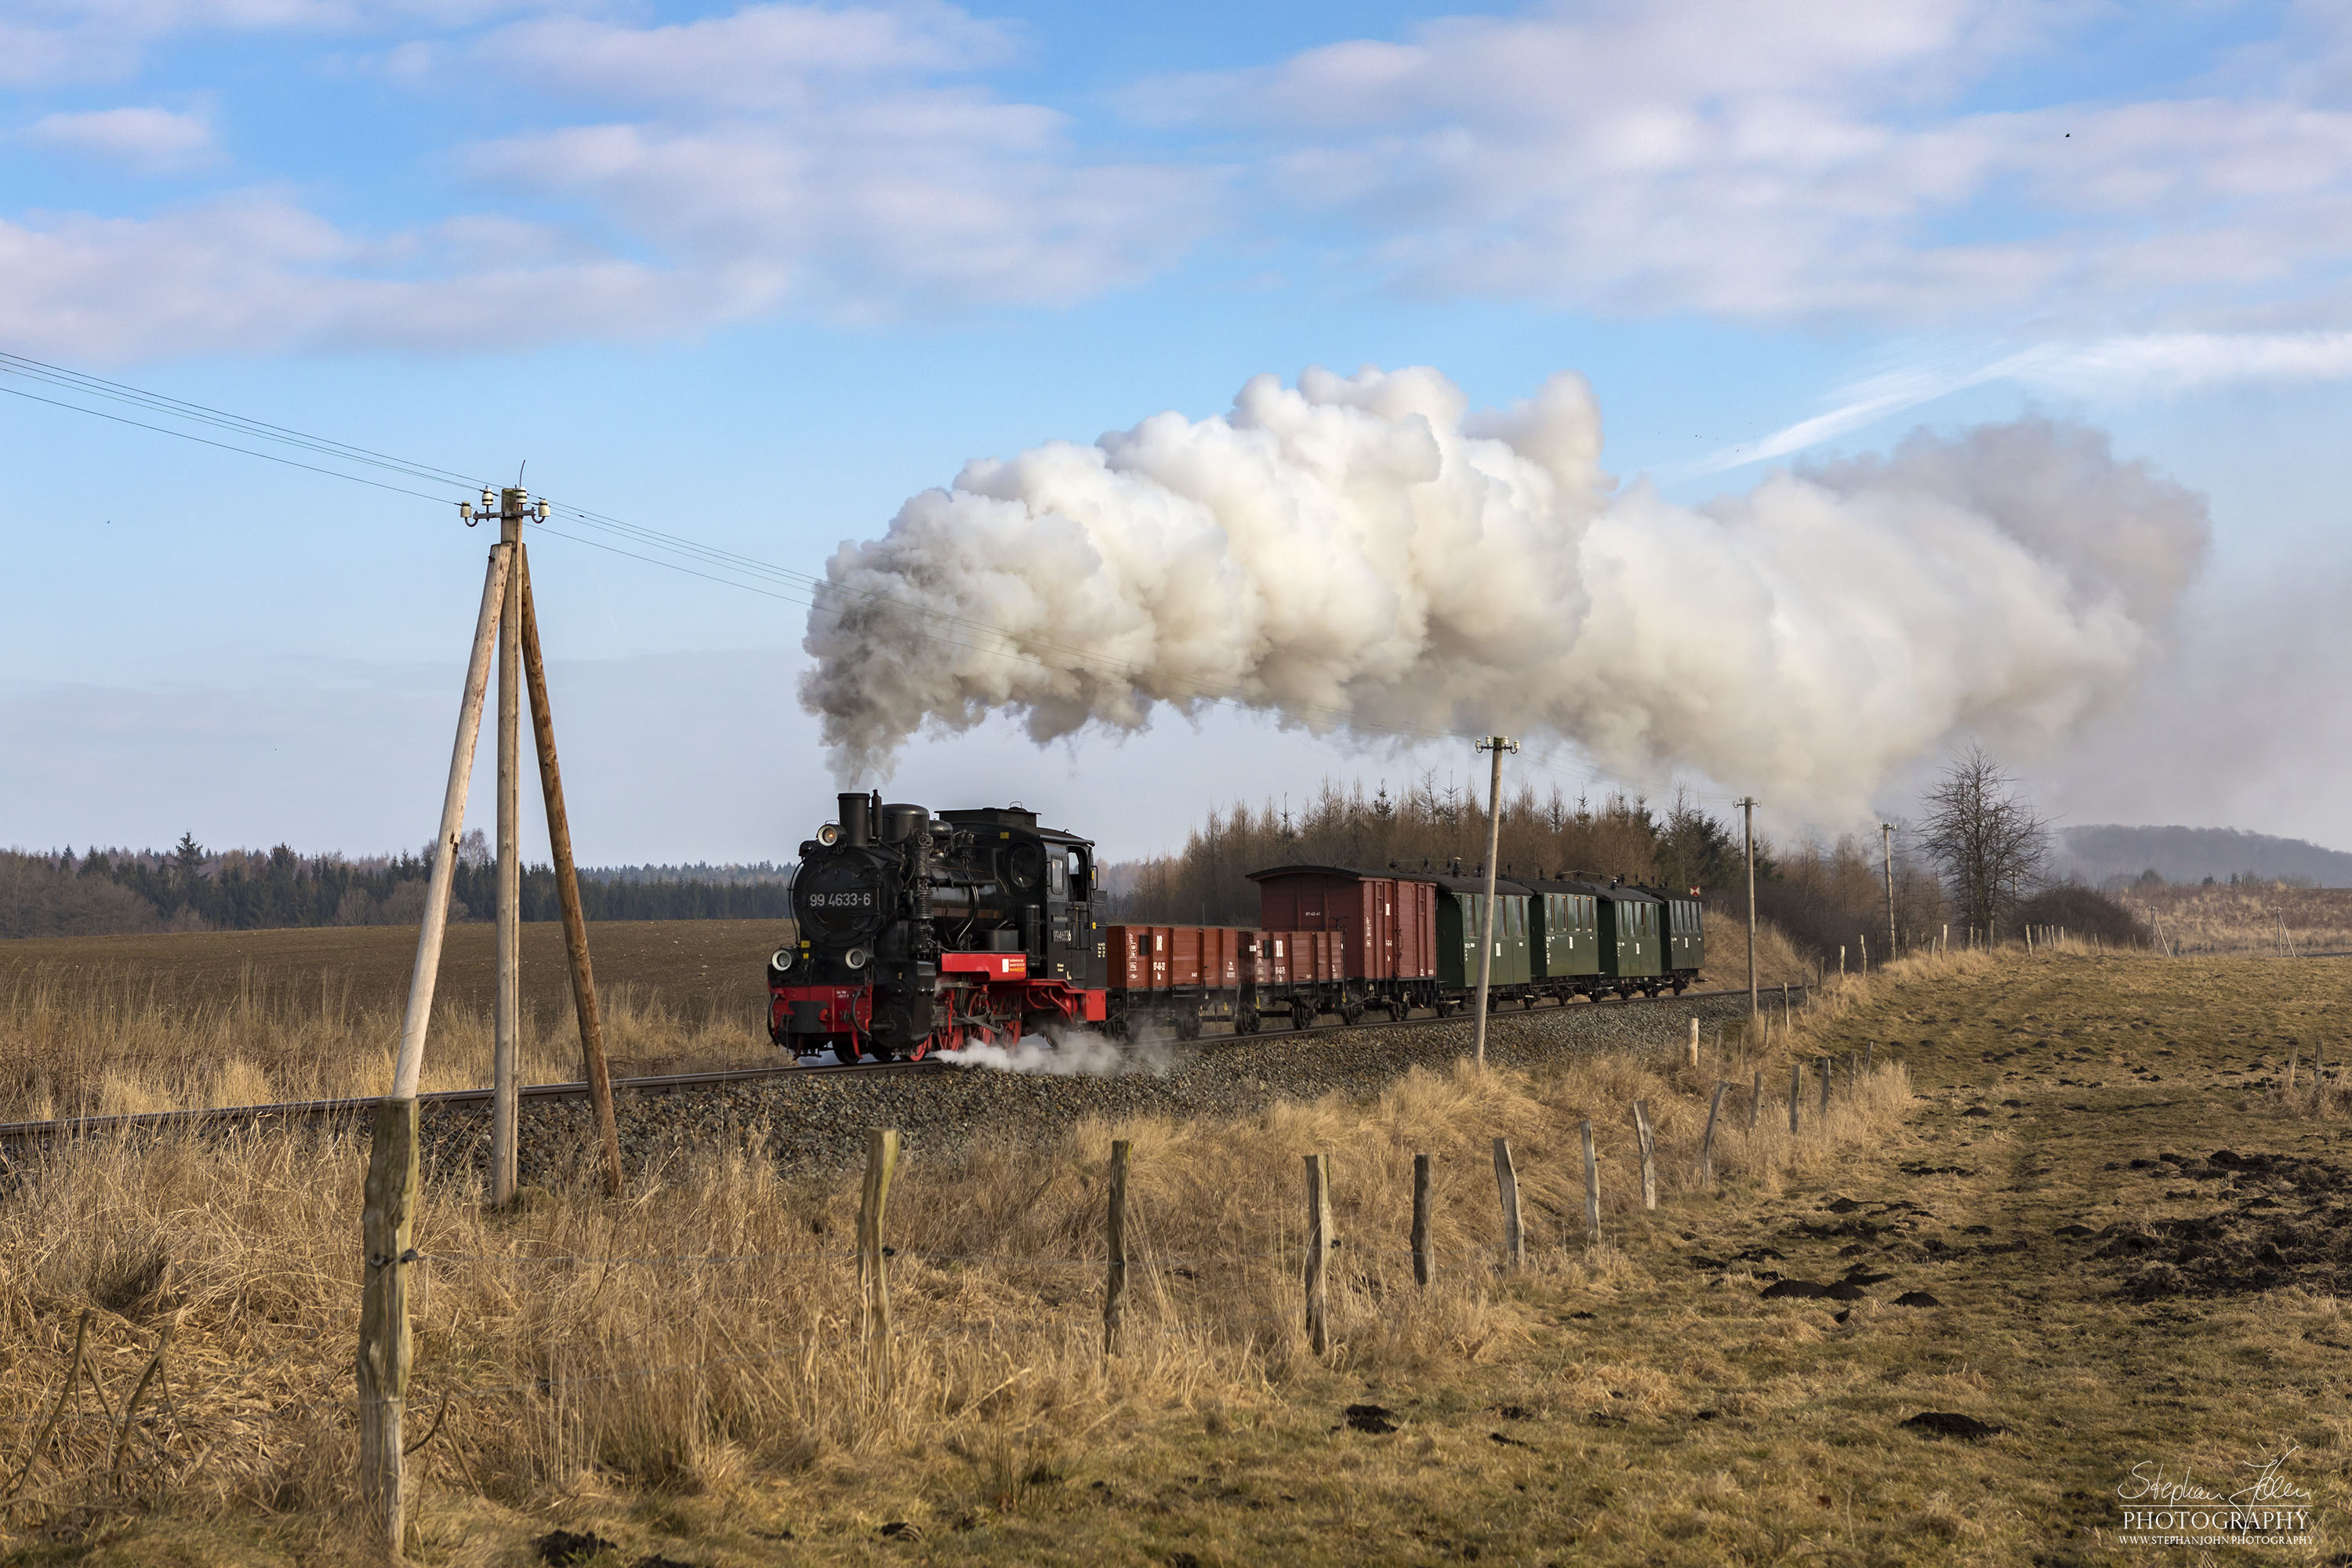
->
[1176,1010,1202,1042]
[1236,1006,1260,1036]
[1389,1000,1408,1022]
[1292,1001,1314,1030]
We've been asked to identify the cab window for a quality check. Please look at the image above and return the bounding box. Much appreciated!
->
[1047,857,1066,897]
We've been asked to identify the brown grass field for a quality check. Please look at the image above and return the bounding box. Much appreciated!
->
[0,921,792,1121]
[0,918,1813,1123]
[2114,882,2352,957]
[6,935,2351,1563]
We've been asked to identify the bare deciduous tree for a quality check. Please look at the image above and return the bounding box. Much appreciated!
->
[1916,746,2049,938]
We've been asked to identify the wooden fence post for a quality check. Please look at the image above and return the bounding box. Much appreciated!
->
[1410,1153,1434,1288]
[1819,1057,1832,1118]
[858,1129,901,1397]
[1493,1138,1524,1270]
[1630,1103,1657,1210]
[1104,1139,1130,1356]
[1749,1069,1763,1130]
[358,1097,420,1560]
[1579,1121,1602,1243]
[1788,1064,1802,1134]
[1700,1080,1729,1185]
[1687,1017,1700,1068]
[1303,1154,1332,1354]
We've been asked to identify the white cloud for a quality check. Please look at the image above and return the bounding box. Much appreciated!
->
[1700,331,2352,473]
[1137,0,2352,330]
[0,2,1215,354]
[460,5,1217,318]
[0,196,760,359]
[480,2,1017,109]
[0,0,563,83]
[27,106,218,172]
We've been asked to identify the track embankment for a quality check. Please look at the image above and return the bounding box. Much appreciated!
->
[433,991,1769,1182]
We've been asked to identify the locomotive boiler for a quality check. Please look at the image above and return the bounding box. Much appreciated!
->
[768,793,1106,1062]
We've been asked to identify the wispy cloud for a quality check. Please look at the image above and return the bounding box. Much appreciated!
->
[1693,332,2352,474]
[27,106,217,172]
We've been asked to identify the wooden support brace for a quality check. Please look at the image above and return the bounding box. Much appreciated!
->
[516,546,622,1196]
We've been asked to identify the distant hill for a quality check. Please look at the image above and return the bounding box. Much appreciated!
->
[2056,826,2352,889]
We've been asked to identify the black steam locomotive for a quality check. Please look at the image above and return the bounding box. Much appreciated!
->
[768,793,1106,1061]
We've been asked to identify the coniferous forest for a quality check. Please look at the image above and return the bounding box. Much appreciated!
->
[0,833,793,939]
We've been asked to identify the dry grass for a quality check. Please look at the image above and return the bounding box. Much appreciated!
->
[0,919,795,1121]
[2114,880,2352,955]
[0,1025,1902,1564]
[0,971,761,1123]
[21,933,2349,1563]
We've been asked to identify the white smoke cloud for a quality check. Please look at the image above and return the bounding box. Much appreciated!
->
[939,1028,1179,1076]
[800,365,2209,815]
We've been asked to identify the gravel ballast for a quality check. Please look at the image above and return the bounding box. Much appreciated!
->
[426,992,1776,1184]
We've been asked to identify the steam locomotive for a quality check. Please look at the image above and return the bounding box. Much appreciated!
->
[769,796,1706,1062]
[768,794,1106,1062]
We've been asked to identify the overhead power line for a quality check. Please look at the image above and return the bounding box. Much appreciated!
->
[0,349,1719,800]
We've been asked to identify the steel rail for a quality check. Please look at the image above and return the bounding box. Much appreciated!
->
[0,982,1802,1149]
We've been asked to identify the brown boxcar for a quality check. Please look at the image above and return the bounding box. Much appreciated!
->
[1248,864,1446,1021]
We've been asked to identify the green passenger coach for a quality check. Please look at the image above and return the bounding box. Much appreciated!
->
[1432,874,1534,1007]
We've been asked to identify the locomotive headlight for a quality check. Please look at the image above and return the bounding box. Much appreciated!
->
[844,946,870,971]
[770,947,794,971]
[815,822,841,848]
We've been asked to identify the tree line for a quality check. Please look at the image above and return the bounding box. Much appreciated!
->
[0,833,793,940]
[1104,749,2149,963]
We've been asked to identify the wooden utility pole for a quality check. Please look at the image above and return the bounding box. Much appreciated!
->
[516,548,622,1195]
[1740,798,1759,1016]
[365,532,510,1561]
[1472,736,1517,1068]
[493,490,524,1207]
[1882,822,1898,962]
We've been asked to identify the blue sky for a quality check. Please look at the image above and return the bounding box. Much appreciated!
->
[4,0,2351,863]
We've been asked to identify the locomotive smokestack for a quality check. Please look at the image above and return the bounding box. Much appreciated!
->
[838,792,871,848]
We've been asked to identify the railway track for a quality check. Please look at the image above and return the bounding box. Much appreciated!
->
[0,982,1802,1149]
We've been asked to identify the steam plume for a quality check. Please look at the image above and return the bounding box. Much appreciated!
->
[800,366,2208,810]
